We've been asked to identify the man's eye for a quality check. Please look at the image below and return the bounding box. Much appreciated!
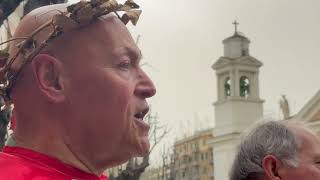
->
[118,61,131,69]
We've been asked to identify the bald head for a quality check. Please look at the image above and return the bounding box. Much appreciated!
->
[9,3,126,98]
[10,2,137,119]
[2,1,144,107]
[9,2,156,175]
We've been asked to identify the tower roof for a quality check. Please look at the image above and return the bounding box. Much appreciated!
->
[223,20,250,43]
[223,31,250,44]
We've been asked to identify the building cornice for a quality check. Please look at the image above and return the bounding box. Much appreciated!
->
[212,56,263,70]
[213,97,265,106]
[207,132,241,146]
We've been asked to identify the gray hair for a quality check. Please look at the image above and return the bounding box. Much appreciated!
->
[229,120,305,180]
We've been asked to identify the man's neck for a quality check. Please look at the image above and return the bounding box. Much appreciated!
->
[11,132,102,176]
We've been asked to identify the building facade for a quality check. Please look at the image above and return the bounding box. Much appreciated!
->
[140,128,214,180]
[171,128,214,180]
[140,167,163,180]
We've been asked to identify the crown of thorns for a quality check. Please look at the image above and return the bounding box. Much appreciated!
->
[0,0,142,109]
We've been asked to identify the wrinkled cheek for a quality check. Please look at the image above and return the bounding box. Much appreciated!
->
[127,118,141,150]
[310,168,320,179]
[124,120,149,157]
[284,167,319,180]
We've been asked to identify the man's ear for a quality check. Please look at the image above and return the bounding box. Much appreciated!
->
[31,54,66,103]
[262,155,283,180]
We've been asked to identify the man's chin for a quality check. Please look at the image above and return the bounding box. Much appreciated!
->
[135,136,150,157]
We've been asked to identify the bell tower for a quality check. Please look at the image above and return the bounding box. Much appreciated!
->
[210,21,264,180]
[212,21,264,136]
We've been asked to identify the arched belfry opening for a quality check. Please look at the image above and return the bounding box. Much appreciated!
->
[240,76,250,98]
[224,77,231,97]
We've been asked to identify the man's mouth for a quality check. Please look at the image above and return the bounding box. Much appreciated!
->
[134,108,149,121]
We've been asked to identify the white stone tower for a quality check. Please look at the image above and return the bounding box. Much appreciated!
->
[210,21,264,180]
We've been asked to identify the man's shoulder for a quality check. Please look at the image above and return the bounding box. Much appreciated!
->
[0,152,69,179]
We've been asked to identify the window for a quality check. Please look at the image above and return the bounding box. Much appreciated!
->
[240,76,250,97]
[202,168,207,173]
[224,77,231,97]
[242,49,249,56]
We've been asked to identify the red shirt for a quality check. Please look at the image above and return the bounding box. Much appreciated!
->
[0,146,108,180]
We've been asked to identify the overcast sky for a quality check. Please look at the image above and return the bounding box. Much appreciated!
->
[126,0,320,134]
[70,0,320,163]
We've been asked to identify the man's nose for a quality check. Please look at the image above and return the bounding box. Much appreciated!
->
[135,70,156,98]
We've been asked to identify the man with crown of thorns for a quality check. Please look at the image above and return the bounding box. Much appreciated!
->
[0,0,156,179]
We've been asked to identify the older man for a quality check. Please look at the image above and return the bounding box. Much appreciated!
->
[230,120,320,180]
[0,1,156,179]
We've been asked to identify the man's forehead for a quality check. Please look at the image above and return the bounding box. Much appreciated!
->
[302,134,320,160]
[72,18,136,50]
[295,127,320,150]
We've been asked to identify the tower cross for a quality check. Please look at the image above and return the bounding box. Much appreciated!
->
[232,20,239,34]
